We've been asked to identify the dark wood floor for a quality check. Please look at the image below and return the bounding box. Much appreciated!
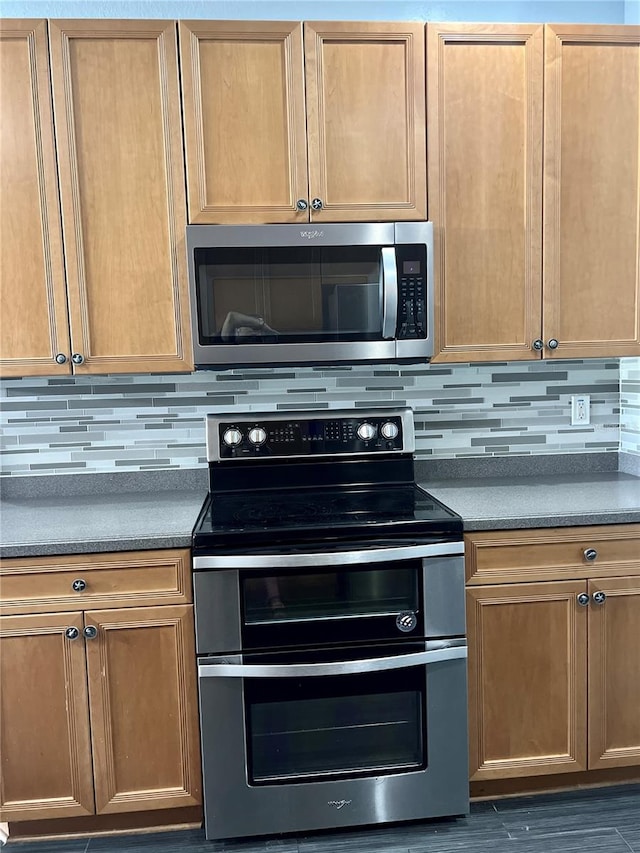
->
[7,784,640,853]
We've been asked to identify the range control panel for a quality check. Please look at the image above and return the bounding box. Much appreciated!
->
[207,409,415,461]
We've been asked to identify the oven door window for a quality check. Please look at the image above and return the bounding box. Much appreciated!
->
[245,662,426,784]
[193,246,384,345]
[241,562,422,648]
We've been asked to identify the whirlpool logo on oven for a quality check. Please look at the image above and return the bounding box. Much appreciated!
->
[300,230,324,239]
[328,799,352,810]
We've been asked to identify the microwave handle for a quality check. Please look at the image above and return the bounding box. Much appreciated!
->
[381,247,398,339]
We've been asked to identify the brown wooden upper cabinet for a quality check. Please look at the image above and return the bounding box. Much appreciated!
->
[0,19,193,377]
[428,22,640,363]
[179,20,426,224]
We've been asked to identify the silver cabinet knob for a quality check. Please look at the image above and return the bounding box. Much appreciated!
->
[55,353,68,364]
[65,626,80,640]
[72,578,87,592]
[584,548,598,562]
[381,421,399,440]
[248,427,267,446]
[71,353,85,364]
[311,198,323,210]
[592,591,606,605]
[577,593,590,606]
[547,339,559,350]
[223,428,242,447]
[357,422,377,441]
[532,339,544,351]
[83,625,98,640]
[296,199,308,211]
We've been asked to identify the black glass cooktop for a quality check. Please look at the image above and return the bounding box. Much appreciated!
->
[192,483,462,553]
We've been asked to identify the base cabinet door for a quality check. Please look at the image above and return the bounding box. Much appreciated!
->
[467,581,588,780]
[85,606,201,814]
[588,577,640,769]
[0,613,95,820]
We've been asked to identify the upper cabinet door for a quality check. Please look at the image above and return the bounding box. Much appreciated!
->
[49,20,193,374]
[427,24,544,363]
[305,21,426,222]
[544,25,640,359]
[0,19,71,377]
[179,21,309,224]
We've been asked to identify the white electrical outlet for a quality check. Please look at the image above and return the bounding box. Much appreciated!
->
[571,395,590,425]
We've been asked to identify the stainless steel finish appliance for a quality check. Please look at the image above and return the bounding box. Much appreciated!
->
[186,222,434,367]
[192,408,468,841]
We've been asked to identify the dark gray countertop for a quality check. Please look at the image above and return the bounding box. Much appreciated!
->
[421,472,640,531]
[1,457,638,558]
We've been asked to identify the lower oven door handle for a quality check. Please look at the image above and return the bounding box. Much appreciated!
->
[193,541,463,570]
[198,645,467,679]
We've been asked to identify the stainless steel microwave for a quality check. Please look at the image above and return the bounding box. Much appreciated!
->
[186,222,434,368]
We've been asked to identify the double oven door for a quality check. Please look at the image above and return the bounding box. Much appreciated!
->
[193,541,469,840]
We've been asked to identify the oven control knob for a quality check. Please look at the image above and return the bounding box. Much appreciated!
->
[248,427,267,446]
[357,422,377,441]
[380,421,399,440]
[223,428,243,447]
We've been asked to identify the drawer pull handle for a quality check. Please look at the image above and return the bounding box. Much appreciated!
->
[72,578,87,592]
[65,626,80,640]
[592,591,606,605]
[584,548,598,562]
[577,593,590,607]
[83,625,98,640]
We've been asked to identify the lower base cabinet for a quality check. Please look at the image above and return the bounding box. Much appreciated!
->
[0,550,201,822]
[465,526,640,782]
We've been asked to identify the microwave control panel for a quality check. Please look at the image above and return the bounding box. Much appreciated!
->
[396,245,428,339]
[209,409,415,460]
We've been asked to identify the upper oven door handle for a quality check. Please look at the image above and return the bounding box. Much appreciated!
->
[193,541,463,570]
[198,642,467,679]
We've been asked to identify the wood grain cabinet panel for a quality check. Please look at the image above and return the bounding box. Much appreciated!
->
[48,20,192,374]
[305,21,426,222]
[0,19,71,377]
[0,551,201,822]
[588,577,640,768]
[467,581,588,779]
[179,21,308,224]
[427,23,544,362]
[86,606,201,814]
[0,612,94,820]
[544,25,640,358]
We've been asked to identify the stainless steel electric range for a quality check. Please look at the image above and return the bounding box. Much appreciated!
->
[191,408,469,841]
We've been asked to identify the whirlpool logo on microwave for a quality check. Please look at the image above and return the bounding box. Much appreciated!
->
[300,230,325,239]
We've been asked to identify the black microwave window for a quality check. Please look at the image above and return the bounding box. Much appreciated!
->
[193,246,384,345]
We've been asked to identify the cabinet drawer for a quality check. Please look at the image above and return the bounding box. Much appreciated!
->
[0,549,192,615]
[465,525,640,584]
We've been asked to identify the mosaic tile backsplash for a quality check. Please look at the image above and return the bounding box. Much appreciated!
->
[621,357,640,456]
[0,359,627,477]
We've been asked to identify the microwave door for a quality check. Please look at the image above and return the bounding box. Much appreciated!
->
[381,247,398,340]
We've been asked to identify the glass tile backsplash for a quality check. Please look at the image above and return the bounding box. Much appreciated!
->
[0,358,632,476]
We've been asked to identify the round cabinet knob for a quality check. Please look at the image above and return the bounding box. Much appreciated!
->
[592,591,607,605]
[296,199,308,211]
[547,339,559,350]
[71,353,85,364]
[72,578,87,592]
[248,427,267,446]
[222,428,243,447]
[65,626,80,640]
[83,625,98,640]
[311,198,323,211]
[577,593,590,607]
[55,353,68,364]
[584,548,598,562]
[357,422,377,442]
[380,421,399,440]
[532,339,544,351]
